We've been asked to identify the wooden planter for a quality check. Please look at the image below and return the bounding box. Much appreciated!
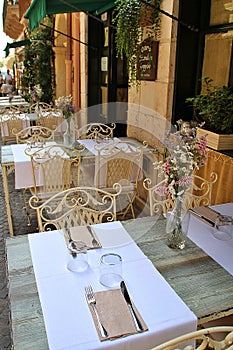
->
[197,128,233,151]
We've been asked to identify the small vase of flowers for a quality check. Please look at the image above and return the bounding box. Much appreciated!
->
[55,94,75,145]
[154,120,207,249]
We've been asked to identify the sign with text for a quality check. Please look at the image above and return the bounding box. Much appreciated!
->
[137,40,159,81]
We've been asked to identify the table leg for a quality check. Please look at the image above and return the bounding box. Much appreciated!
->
[2,164,14,237]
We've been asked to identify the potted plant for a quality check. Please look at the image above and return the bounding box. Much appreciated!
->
[186,77,233,150]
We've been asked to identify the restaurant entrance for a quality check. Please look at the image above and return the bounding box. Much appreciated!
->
[88,11,128,136]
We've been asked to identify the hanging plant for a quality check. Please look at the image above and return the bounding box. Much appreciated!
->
[113,0,161,86]
[21,16,55,104]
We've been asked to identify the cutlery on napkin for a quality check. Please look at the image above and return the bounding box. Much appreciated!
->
[189,206,220,226]
[85,285,148,341]
[63,225,102,249]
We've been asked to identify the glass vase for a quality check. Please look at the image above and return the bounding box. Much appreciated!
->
[166,196,190,249]
[63,117,75,145]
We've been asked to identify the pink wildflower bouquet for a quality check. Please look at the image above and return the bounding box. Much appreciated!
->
[154,120,207,200]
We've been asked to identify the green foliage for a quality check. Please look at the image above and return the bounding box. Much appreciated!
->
[113,0,161,86]
[186,77,233,134]
[21,16,55,104]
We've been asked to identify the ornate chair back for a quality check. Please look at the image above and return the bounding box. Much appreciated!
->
[29,184,121,232]
[151,326,233,350]
[143,172,218,215]
[15,125,56,144]
[95,140,144,219]
[25,144,85,198]
[75,122,116,140]
[29,102,53,114]
[36,108,64,130]
[0,113,30,144]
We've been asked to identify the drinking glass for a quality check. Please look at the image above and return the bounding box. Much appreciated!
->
[99,253,122,288]
[212,215,233,241]
[67,240,89,272]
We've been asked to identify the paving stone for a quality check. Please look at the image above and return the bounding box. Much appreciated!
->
[0,140,38,350]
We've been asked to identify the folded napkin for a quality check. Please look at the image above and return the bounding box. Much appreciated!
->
[189,206,220,226]
[87,288,148,341]
[63,226,102,249]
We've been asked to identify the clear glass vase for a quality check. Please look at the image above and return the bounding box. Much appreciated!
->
[63,117,75,145]
[166,196,190,249]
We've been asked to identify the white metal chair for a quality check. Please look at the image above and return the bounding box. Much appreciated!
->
[14,125,56,144]
[75,122,116,140]
[151,326,233,350]
[29,102,53,114]
[0,113,30,144]
[95,140,144,219]
[29,184,122,232]
[24,143,85,225]
[143,172,218,215]
[35,108,63,134]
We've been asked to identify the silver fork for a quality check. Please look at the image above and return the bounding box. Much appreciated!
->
[85,285,108,338]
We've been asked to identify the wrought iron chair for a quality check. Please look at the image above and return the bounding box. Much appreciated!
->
[143,172,218,215]
[75,122,116,140]
[0,113,30,144]
[24,143,85,225]
[151,326,233,350]
[14,125,56,144]
[35,108,63,128]
[95,140,144,219]
[29,102,53,114]
[29,184,121,232]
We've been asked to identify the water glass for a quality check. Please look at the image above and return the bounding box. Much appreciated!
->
[212,215,233,241]
[99,253,122,288]
[67,240,89,272]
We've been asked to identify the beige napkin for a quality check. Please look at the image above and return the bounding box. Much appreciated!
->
[63,226,102,249]
[87,289,148,341]
[189,206,220,226]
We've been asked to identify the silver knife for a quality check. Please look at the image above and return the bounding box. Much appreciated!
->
[87,225,99,247]
[189,209,215,226]
[120,281,144,332]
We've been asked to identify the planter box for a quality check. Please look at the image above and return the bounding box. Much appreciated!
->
[197,128,233,151]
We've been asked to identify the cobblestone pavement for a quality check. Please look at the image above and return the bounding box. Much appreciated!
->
[0,153,38,349]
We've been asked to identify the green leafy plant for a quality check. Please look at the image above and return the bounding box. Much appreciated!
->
[114,0,161,86]
[21,16,55,104]
[186,77,233,134]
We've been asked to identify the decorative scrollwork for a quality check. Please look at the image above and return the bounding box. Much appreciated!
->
[29,184,122,232]
[75,122,116,140]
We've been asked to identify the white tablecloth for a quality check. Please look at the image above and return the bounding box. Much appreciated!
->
[28,221,197,350]
[11,144,35,189]
[188,203,233,275]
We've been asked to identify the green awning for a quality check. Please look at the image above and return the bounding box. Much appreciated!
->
[24,0,116,30]
[4,39,31,57]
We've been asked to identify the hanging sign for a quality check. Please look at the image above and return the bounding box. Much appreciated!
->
[137,39,159,81]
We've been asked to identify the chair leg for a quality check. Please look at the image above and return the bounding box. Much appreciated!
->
[122,193,136,219]
[22,188,32,226]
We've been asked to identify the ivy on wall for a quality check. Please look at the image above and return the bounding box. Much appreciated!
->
[114,0,161,86]
[21,17,55,104]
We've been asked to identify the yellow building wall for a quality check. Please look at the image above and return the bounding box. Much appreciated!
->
[127,0,179,146]
[54,13,67,99]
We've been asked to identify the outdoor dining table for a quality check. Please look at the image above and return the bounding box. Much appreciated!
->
[1,138,154,237]
[6,203,233,350]
[0,100,29,108]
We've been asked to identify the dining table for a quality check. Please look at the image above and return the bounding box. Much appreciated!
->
[6,203,233,350]
[1,137,155,237]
